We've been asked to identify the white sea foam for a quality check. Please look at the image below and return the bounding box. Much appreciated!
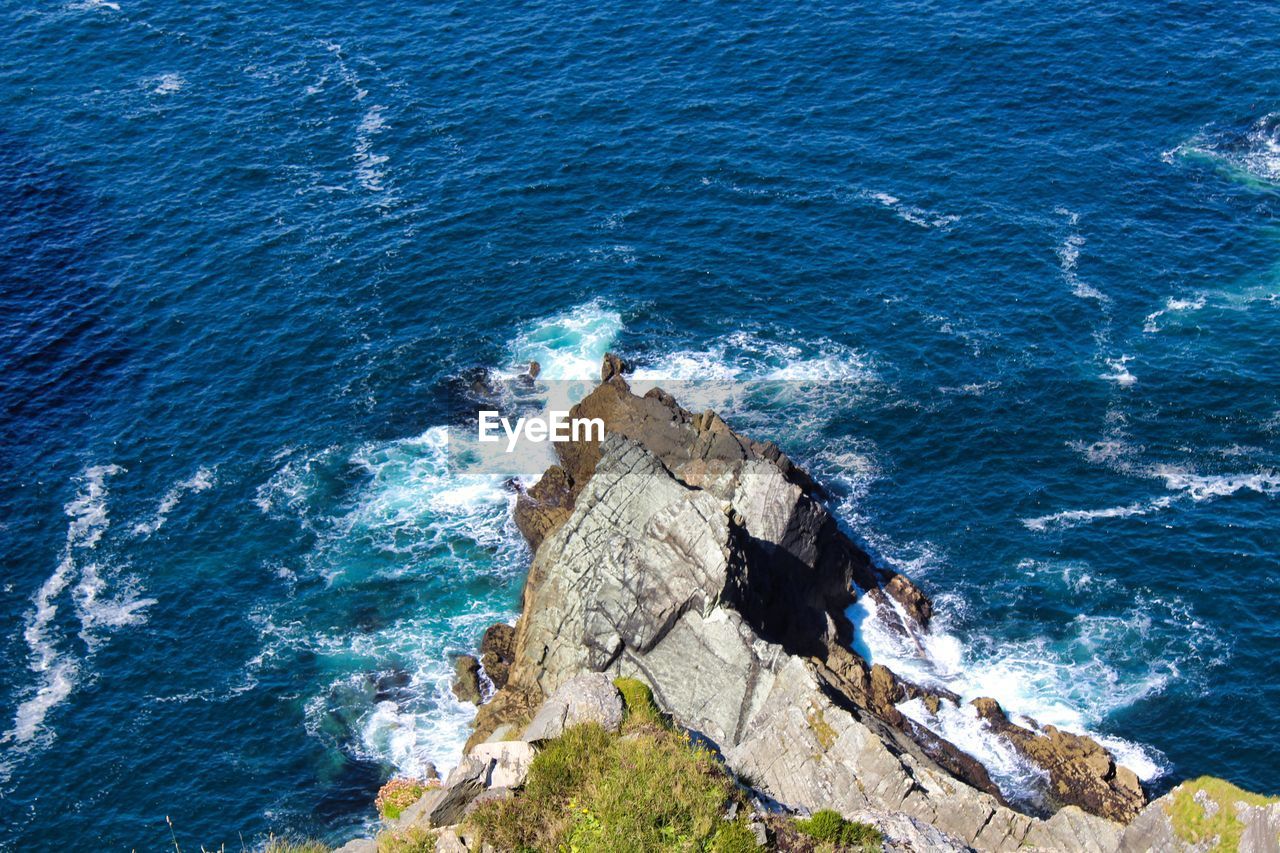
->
[1067,437,1280,509]
[149,73,185,95]
[271,302,627,775]
[1168,113,1280,186]
[23,465,124,675]
[627,330,880,426]
[1100,356,1137,385]
[354,104,389,193]
[1148,464,1280,502]
[73,563,157,649]
[1143,295,1206,333]
[256,415,528,778]
[865,191,959,229]
[321,41,394,198]
[849,591,1174,803]
[1022,496,1174,531]
[133,465,215,536]
[505,299,624,383]
[1055,210,1109,303]
[899,697,1048,802]
[3,464,155,778]
[70,0,120,11]
[255,445,342,520]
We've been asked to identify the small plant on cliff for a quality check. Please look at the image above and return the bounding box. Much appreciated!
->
[793,809,883,851]
[1165,776,1279,853]
[374,777,436,821]
[263,839,329,853]
[468,721,743,852]
[708,817,764,852]
[372,826,435,853]
[613,676,666,731]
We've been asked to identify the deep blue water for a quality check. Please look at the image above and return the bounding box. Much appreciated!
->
[3,0,1279,848]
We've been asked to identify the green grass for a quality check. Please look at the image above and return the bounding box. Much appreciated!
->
[1164,776,1279,853]
[467,721,749,852]
[794,809,883,851]
[373,827,436,852]
[613,676,668,733]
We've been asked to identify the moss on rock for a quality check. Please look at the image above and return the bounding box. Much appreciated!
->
[1163,776,1279,852]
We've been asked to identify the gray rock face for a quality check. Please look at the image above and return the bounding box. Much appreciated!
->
[399,757,488,829]
[332,839,377,853]
[512,440,733,697]
[467,740,535,789]
[520,672,624,742]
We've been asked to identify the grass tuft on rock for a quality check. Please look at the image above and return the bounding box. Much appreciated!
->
[613,676,666,732]
[793,809,884,851]
[263,838,329,853]
[1164,776,1279,853]
[468,721,750,852]
[372,826,435,852]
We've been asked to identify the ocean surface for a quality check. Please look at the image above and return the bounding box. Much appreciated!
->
[3,0,1279,847]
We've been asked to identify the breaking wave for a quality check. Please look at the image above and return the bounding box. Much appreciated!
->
[865,191,960,229]
[1143,295,1206,333]
[133,465,216,536]
[849,583,1200,802]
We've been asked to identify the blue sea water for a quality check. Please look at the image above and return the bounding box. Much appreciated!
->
[2,0,1279,847]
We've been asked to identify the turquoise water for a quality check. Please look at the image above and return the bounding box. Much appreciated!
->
[2,1,1279,848]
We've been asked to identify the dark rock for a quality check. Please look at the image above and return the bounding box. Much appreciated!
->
[451,655,482,705]
[372,668,412,704]
[517,360,541,388]
[463,785,514,817]
[512,465,575,551]
[479,623,516,691]
[884,573,934,628]
[600,352,628,382]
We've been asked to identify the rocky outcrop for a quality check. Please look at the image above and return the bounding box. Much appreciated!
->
[512,464,575,551]
[478,623,515,691]
[972,698,1145,823]
[520,673,624,742]
[467,356,1147,850]
[450,655,482,705]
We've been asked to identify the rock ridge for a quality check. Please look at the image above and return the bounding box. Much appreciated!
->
[468,356,1150,850]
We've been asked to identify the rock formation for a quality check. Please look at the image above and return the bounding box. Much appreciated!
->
[458,356,1153,851]
[450,655,482,705]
